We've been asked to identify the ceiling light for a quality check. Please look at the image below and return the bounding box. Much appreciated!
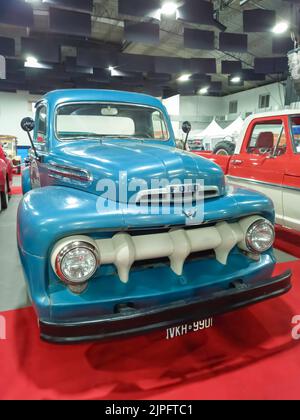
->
[26,56,38,65]
[161,2,178,16]
[272,21,289,34]
[178,74,191,82]
[108,66,121,77]
[230,76,241,83]
[199,86,209,95]
[24,56,44,68]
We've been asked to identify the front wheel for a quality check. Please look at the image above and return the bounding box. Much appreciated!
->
[213,140,235,156]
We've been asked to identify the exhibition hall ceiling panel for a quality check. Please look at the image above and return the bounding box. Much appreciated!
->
[0,0,292,96]
[184,29,215,51]
[124,22,160,45]
[178,0,214,25]
[43,0,94,13]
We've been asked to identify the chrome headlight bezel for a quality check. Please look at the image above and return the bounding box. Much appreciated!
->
[245,219,275,254]
[55,241,100,286]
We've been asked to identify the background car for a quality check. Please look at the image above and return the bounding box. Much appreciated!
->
[194,110,300,257]
[0,144,13,212]
[0,135,22,175]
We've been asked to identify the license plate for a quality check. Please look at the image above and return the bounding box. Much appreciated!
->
[166,318,213,340]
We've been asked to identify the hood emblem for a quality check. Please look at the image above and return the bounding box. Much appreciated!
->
[183,209,197,219]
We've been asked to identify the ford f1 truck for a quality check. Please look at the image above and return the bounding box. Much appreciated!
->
[17,91,291,343]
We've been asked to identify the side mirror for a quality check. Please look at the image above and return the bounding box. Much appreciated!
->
[21,117,35,133]
[182,121,192,134]
[182,121,192,150]
[20,117,39,160]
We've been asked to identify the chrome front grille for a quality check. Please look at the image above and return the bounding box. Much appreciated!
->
[135,185,220,206]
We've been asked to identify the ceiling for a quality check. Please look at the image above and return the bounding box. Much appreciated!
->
[0,0,297,97]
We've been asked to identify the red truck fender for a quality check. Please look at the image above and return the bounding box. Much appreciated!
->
[194,151,232,174]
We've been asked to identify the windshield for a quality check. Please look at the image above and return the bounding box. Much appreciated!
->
[188,139,204,151]
[56,103,169,141]
[290,116,300,153]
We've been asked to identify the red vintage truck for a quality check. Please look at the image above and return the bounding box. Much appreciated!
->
[0,144,13,212]
[194,111,300,257]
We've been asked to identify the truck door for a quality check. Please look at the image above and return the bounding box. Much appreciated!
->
[29,103,49,189]
[282,116,300,231]
[227,117,289,226]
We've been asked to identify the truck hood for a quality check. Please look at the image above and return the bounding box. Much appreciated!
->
[52,140,226,202]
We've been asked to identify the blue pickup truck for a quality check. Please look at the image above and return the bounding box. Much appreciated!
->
[17,89,291,343]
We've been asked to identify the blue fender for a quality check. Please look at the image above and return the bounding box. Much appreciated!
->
[17,184,275,258]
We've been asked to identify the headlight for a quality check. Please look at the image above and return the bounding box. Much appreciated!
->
[55,241,100,286]
[246,219,275,253]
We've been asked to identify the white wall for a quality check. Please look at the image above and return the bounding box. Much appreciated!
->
[179,82,287,126]
[180,96,223,122]
[163,94,180,116]
[0,91,41,146]
[163,94,181,137]
[222,82,286,117]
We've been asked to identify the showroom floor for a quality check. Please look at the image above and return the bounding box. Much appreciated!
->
[0,177,30,312]
[1,177,300,400]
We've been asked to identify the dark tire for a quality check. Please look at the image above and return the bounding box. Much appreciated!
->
[213,141,235,156]
[0,178,9,211]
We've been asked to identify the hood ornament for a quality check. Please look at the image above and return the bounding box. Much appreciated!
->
[183,209,197,219]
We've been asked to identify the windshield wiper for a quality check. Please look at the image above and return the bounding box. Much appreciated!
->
[59,134,151,141]
[106,135,148,140]
[59,134,105,141]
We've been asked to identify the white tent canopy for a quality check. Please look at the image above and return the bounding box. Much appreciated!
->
[189,119,226,150]
[190,119,224,140]
[200,119,225,138]
[223,116,244,137]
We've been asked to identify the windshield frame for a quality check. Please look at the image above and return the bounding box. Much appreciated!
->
[289,114,300,155]
[54,101,170,142]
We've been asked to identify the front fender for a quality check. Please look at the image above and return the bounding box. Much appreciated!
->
[17,185,275,258]
[17,186,126,257]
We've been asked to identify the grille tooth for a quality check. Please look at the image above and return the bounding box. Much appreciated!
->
[136,185,220,206]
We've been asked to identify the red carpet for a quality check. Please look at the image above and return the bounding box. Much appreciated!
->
[11,185,22,195]
[0,261,300,400]
[275,225,300,259]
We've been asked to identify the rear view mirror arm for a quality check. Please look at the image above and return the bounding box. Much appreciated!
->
[20,117,39,160]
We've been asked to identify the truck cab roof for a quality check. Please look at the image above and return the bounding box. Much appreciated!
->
[39,89,165,111]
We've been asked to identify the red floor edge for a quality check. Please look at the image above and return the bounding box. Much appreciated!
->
[11,185,22,196]
[0,261,300,400]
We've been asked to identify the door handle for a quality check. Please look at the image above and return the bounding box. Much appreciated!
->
[232,159,244,165]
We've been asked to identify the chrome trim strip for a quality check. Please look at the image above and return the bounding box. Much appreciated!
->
[227,175,300,192]
[47,162,93,184]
